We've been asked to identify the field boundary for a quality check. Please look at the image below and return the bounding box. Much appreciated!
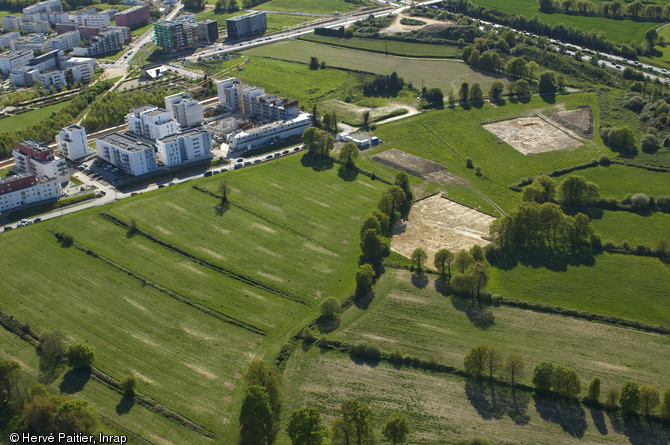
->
[99,213,307,305]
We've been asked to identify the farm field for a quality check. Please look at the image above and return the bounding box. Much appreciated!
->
[0,100,72,132]
[279,347,668,445]
[559,164,670,200]
[245,40,510,93]
[331,269,670,390]
[299,33,462,58]
[360,93,608,213]
[488,253,670,326]
[468,0,658,44]
[591,210,670,246]
[251,0,373,14]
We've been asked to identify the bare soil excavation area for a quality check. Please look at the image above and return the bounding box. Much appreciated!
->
[391,195,495,261]
[371,149,465,186]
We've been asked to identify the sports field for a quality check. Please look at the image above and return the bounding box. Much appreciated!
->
[245,40,509,93]
[299,34,462,58]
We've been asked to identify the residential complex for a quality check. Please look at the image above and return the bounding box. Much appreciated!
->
[156,128,212,167]
[226,11,266,39]
[73,27,130,57]
[0,32,21,50]
[226,113,311,151]
[114,4,150,30]
[5,50,96,87]
[57,125,91,161]
[126,105,180,141]
[197,20,218,43]
[153,20,199,51]
[12,140,70,184]
[73,10,111,28]
[0,174,62,214]
[165,92,204,128]
[0,51,33,74]
[1,15,20,32]
[96,132,158,176]
[217,78,300,121]
[47,31,82,52]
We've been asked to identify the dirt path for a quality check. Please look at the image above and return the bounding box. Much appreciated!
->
[380,13,456,35]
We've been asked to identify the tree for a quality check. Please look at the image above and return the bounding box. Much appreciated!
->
[605,387,619,409]
[523,174,555,203]
[120,374,137,397]
[302,127,319,152]
[533,362,554,392]
[56,399,98,434]
[585,376,601,404]
[620,381,640,413]
[468,83,483,103]
[309,56,320,70]
[239,385,273,445]
[453,249,474,274]
[382,412,410,445]
[40,331,66,363]
[504,353,525,388]
[339,142,359,167]
[331,417,353,445]
[459,82,469,103]
[356,264,375,295]
[217,179,229,203]
[360,216,381,238]
[372,210,390,233]
[244,361,282,414]
[360,229,386,258]
[470,244,485,262]
[557,176,599,206]
[66,344,94,370]
[539,0,554,12]
[506,57,527,78]
[433,249,454,281]
[661,387,670,421]
[538,72,556,94]
[464,345,490,379]
[319,297,340,319]
[552,365,581,398]
[638,385,660,417]
[526,61,540,80]
[515,79,530,97]
[645,28,658,50]
[424,88,443,107]
[287,407,327,445]
[411,248,427,273]
[485,346,502,382]
[394,172,412,201]
[489,81,504,101]
[362,110,370,130]
[341,399,374,445]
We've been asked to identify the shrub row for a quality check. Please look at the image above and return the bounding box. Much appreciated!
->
[0,307,39,344]
[602,242,669,258]
[329,155,393,184]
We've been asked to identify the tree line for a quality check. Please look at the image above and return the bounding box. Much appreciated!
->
[538,0,670,22]
[363,72,405,96]
[82,88,170,133]
[214,0,239,13]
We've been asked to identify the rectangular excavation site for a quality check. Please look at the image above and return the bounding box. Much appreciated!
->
[483,115,583,155]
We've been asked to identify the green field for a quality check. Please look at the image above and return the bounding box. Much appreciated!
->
[245,40,510,93]
[592,210,670,246]
[639,25,670,71]
[488,253,670,326]
[299,34,463,58]
[195,10,313,32]
[469,0,659,44]
[561,164,670,200]
[0,100,72,132]
[251,0,373,14]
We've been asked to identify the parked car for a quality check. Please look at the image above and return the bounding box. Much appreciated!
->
[204,171,213,177]
[254,159,261,164]
[282,150,289,154]
[293,146,300,151]
[266,154,273,159]
[158,184,165,188]
[3,226,12,232]
[33,218,41,223]
[244,161,251,166]
[236,158,244,162]
[234,163,242,169]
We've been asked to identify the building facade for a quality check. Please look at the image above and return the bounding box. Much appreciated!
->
[217,78,300,121]
[57,125,90,161]
[0,50,34,74]
[226,11,266,39]
[197,20,218,43]
[156,128,212,167]
[227,113,311,151]
[10,34,48,53]
[114,5,150,30]
[0,173,62,213]
[13,140,70,183]
[73,11,110,28]
[1,15,21,32]
[10,66,40,86]
[96,132,157,176]
[20,20,50,33]
[126,105,180,141]
[73,27,128,57]
[47,31,82,52]
[0,32,21,50]
[39,70,67,89]
[164,92,204,128]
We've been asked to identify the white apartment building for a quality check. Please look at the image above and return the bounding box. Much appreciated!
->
[0,32,21,50]
[0,173,62,213]
[10,34,48,53]
[73,12,110,27]
[126,105,180,141]
[47,30,81,52]
[67,63,94,84]
[10,66,39,86]
[0,50,34,73]
[1,15,21,31]
[156,128,212,167]
[57,125,90,161]
[227,113,311,151]
[216,78,300,121]
[60,56,96,71]
[164,92,204,128]
[20,20,50,34]
[39,70,67,89]
[96,132,157,176]
[13,139,70,183]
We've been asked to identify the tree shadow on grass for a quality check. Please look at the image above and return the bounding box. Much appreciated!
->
[354,291,375,310]
[540,93,556,104]
[534,393,587,438]
[38,356,64,385]
[337,165,358,182]
[590,406,608,435]
[410,272,428,289]
[315,316,340,334]
[434,277,450,296]
[300,152,333,171]
[465,380,530,423]
[493,246,596,272]
[116,395,135,415]
[621,413,670,445]
[59,368,90,394]
[214,200,230,217]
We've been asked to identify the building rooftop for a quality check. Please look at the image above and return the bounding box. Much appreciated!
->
[0,50,35,58]
[129,104,157,114]
[227,11,265,21]
[116,4,149,14]
[18,139,50,153]
[144,108,169,117]
[98,132,155,152]
[158,128,208,144]
[65,124,85,130]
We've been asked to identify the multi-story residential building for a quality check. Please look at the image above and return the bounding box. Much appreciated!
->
[60,55,96,71]
[114,4,150,30]
[95,132,157,176]
[13,140,70,183]
[197,20,218,43]
[226,11,266,39]
[65,62,94,84]
[73,11,110,28]
[0,173,62,213]
[55,22,77,34]
[183,22,198,48]
[72,27,128,57]
[39,70,67,89]
[28,49,61,72]
[10,34,48,53]
[57,125,90,161]
[0,50,34,74]
[107,25,132,43]
[0,32,21,50]
[156,128,212,167]
[164,92,204,128]
[1,15,21,31]
[217,78,300,121]
[153,20,184,50]
[22,0,67,25]
[227,113,311,151]
[9,66,40,86]
[126,105,180,141]
[19,20,50,34]
[47,31,81,52]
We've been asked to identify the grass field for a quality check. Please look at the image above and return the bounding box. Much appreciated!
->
[639,25,670,71]
[469,0,659,44]
[279,348,668,445]
[245,40,509,93]
[299,34,463,58]
[488,253,670,326]
[195,10,313,32]
[0,100,72,132]
[251,0,373,14]
[591,210,670,246]
[331,269,670,390]
[561,164,670,200]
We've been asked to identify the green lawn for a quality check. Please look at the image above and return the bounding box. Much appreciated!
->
[0,100,72,132]
[488,253,670,326]
[194,10,314,32]
[299,33,463,58]
[251,0,373,14]
[469,0,659,44]
[639,25,670,71]
[246,40,509,93]
[561,164,670,200]
[591,210,670,246]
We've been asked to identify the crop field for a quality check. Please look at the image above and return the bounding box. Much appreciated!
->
[469,0,658,44]
[299,34,462,58]
[488,253,670,326]
[245,40,509,93]
[0,100,72,132]
[562,164,670,200]
[279,348,668,445]
[358,93,608,213]
[251,0,373,14]
[591,210,670,246]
